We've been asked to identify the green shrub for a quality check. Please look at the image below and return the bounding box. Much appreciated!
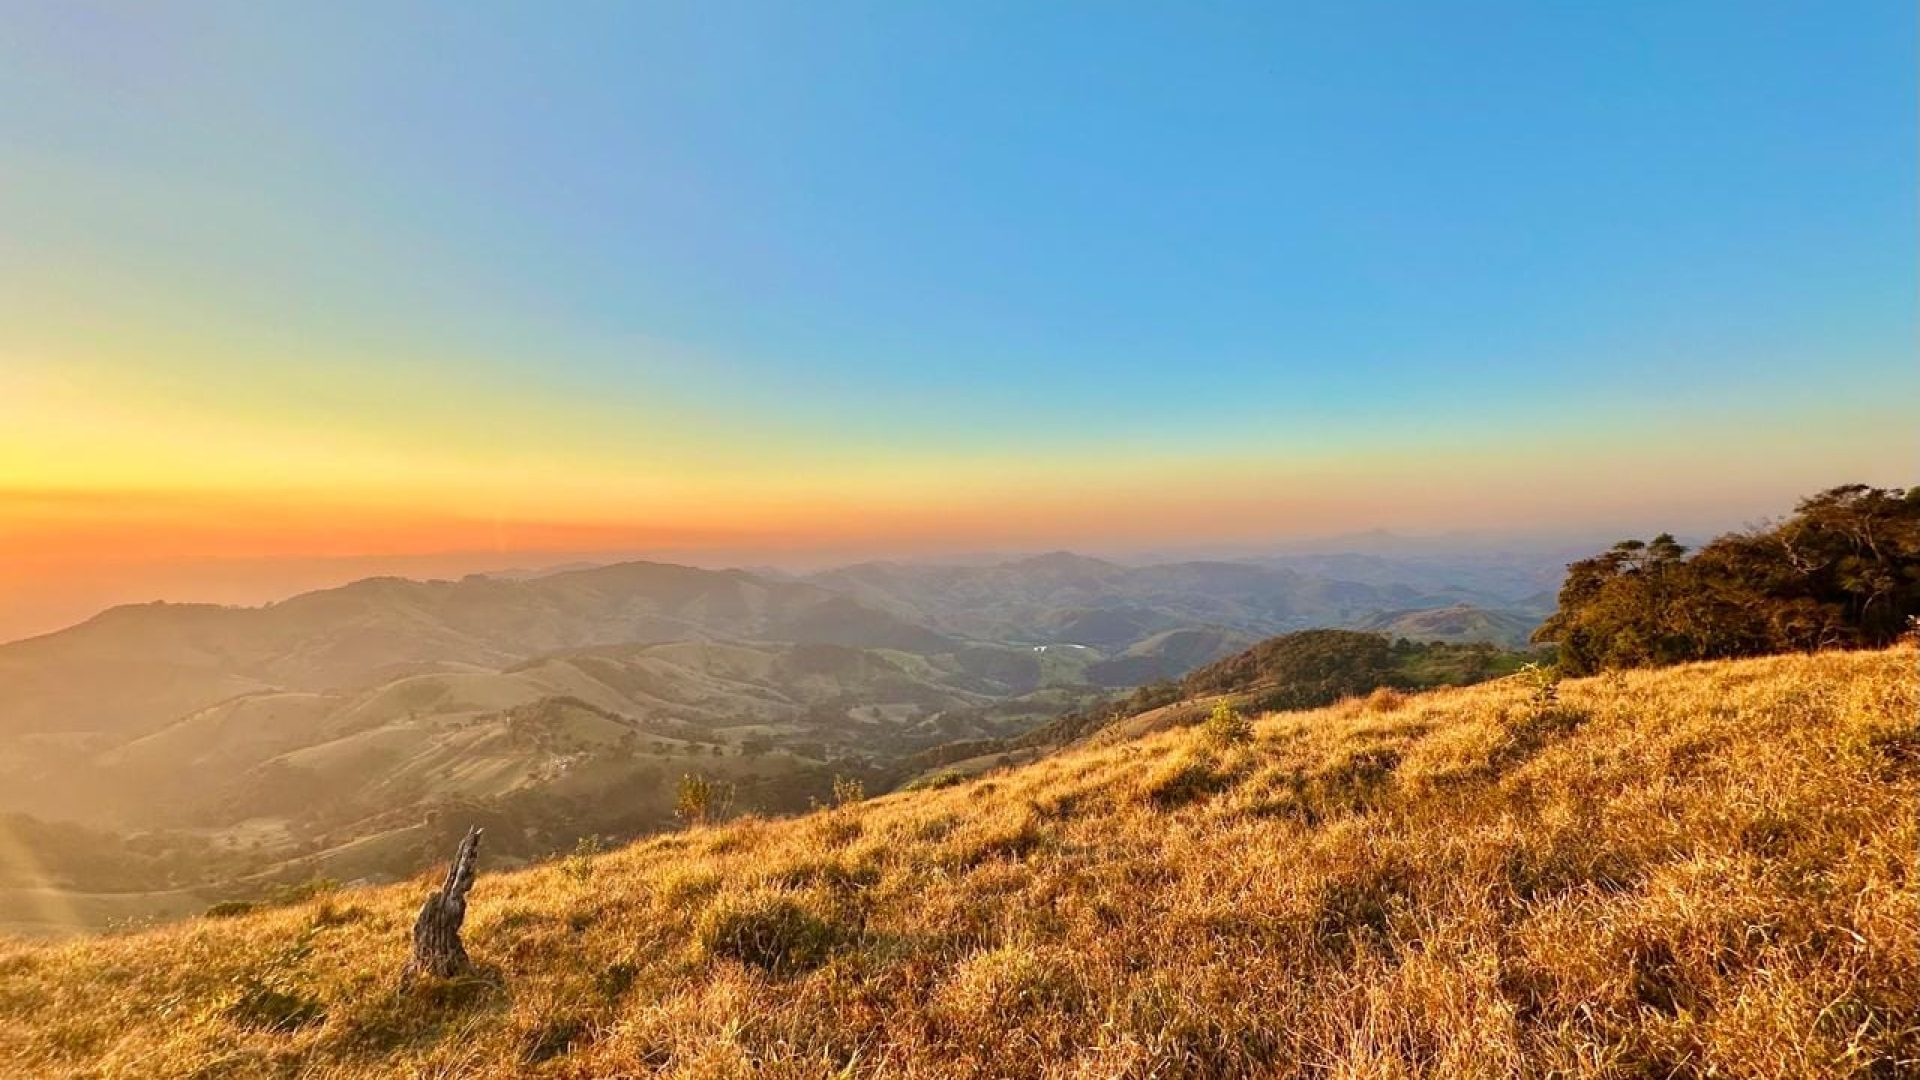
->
[1517,662,1561,708]
[564,834,602,881]
[905,770,967,791]
[1201,701,1253,747]
[1534,485,1920,673]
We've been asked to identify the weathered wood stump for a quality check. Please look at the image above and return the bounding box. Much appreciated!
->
[401,825,482,986]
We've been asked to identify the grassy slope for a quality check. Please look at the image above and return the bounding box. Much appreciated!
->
[0,638,1099,936]
[1,647,1915,1078]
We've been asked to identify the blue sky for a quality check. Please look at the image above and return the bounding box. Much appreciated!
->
[0,1,1913,601]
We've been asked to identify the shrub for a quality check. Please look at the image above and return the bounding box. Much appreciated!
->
[831,774,865,808]
[1534,485,1920,673]
[905,770,967,791]
[564,834,602,881]
[675,773,735,828]
[1516,662,1560,708]
[1201,700,1253,746]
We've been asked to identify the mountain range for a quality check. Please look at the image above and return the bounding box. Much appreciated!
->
[0,562,952,739]
[0,551,1551,742]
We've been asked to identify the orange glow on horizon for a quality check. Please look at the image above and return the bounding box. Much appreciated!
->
[4,342,1913,644]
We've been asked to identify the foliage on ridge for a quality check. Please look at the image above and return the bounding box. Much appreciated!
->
[1016,628,1535,749]
[1536,483,1920,674]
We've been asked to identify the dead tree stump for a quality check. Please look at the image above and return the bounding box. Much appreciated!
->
[401,825,482,986]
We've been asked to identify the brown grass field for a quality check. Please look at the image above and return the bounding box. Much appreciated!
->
[1,646,1914,1078]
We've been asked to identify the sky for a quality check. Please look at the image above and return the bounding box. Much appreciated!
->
[1,2,1915,640]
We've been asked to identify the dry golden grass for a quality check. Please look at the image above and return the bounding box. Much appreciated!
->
[1,647,1914,1078]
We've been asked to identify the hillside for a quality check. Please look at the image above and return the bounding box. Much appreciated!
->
[3,646,1912,1077]
[0,552,1544,748]
[0,562,954,739]
[0,640,1106,932]
[1251,549,1573,613]
[992,628,1539,760]
[807,553,1464,646]
[1354,603,1541,647]
[1081,626,1260,688]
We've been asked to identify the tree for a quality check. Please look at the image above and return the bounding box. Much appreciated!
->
[1535,484,1920,674]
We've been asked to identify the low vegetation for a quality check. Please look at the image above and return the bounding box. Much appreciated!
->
[2,645,1911,1077]
[1016,629,1537,750]
[1537,483,1920,674]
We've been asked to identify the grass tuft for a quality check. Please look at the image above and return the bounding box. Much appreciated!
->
[694,889,847,975]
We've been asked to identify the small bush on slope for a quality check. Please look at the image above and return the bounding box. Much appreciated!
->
[0,647,1914,1078]
[1201,700,1254,747]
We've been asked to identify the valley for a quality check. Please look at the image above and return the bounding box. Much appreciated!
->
[0,552,1548,936]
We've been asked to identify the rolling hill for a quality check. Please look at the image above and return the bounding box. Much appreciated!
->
[0,638,1109,932]
[807,552,1461,645]
[1248,548,1574,612]
[1355,603,1541,647]
[1,645,1910,1076]
[968,628,1540,770]
[1081,626,1261,688]
[0,561,955,739]
[93,637,1079,815]
[0,552,1511,746]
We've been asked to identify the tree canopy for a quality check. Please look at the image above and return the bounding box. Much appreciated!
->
[1535,484,1920,674]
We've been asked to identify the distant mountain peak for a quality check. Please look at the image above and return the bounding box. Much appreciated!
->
[1004,551,1119,573]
